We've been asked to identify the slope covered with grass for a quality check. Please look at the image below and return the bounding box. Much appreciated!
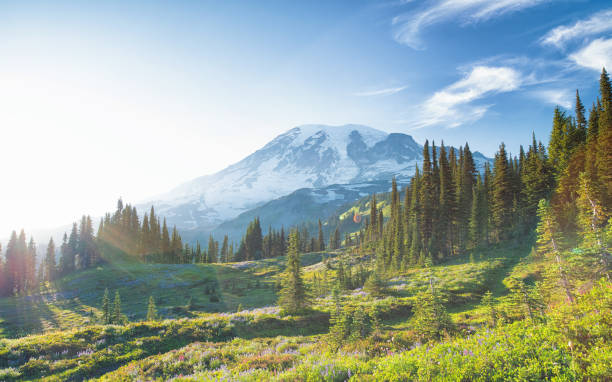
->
[0,238,568,381]
[0,252,328,338]
[1,275,608,381]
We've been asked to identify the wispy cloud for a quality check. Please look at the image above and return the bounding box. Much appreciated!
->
[392,0,550,49]
[570,38,612,72]
[353,86,407,97]
[413,65,522,128]
[541,9,612,48]
[530,89,572,109]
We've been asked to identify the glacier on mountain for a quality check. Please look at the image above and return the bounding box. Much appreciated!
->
[141,124,488,234]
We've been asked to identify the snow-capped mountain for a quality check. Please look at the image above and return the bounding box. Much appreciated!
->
[142,124,489,235]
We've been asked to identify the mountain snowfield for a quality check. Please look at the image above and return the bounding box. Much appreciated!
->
[142,124,489,235]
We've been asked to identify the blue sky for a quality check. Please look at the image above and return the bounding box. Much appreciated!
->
[0,0,610,232]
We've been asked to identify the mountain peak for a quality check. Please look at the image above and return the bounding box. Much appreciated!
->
[269,124,388,152]
[143,124,485,234]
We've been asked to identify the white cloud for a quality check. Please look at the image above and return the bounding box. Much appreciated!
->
[414,66,522,128]
[353,86,407,97]
[530,89,572,109]
[570,38,612,71]
[393,0,550,49]
[541,9,612,48]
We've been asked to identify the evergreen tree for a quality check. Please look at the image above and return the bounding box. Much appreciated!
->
[170,226,183,262]
[481,291,497,328]
[140,214,150,259]
[330,227,340,250]
[328,287,347,347]
[419,140,434,249]
[149,206,159,255]
[220,235,229,263]
[364,267,386,297]
[102,288,111,324]
[350,307,371,341]
[378,210,384,242]
[278,230,309,314]
[336,259,346,289]
[161,218,170,262]
[4,231,18,295]
[77,215,95,269]
[491,143,514,242]
[244,218,263,260]
[369,194,378,240]
[506,278,545,322]
[596,68,612,209]
[26,237,37,291]
[522,135,554,228]
[458,144,476,251]
[66,223,78,273]
[549,107,566,173]
[410,287,453,342]
[575,90,587,143]
[43,237,56,283]
[14,230,28,294]
[536,199,574,303]
[468,182,484,249]
[207,235,217,263]
[388,177,405,268]
[438,143,455,257]
[146,295,157,321]
[59,233,69,277]
[234,237,246,262]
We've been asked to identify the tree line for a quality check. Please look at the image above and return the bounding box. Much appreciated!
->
[0,200,343,297]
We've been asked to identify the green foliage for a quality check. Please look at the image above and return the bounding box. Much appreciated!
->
[410,287,454,342]
[112,291,123,324]
[550,279,612,378]
[328,294,372,348]
[536,198,574,303]
[350,307,371,341]
[101,288,111,324]
[15,279,602,381]
[278,231,309,315]
[481,291,497,328]
[364,267,386,297]
[502,278,546,323]
[146,296,157,321]
[370,302,382,333]
[491,143,514,242]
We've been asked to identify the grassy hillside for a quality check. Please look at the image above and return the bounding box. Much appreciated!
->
[0,236,571,381]
[96,281,612,381]
[0,252,329,339]
[0,247,609,381]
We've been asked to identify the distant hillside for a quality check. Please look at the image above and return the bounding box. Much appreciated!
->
[211,180,396,242]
